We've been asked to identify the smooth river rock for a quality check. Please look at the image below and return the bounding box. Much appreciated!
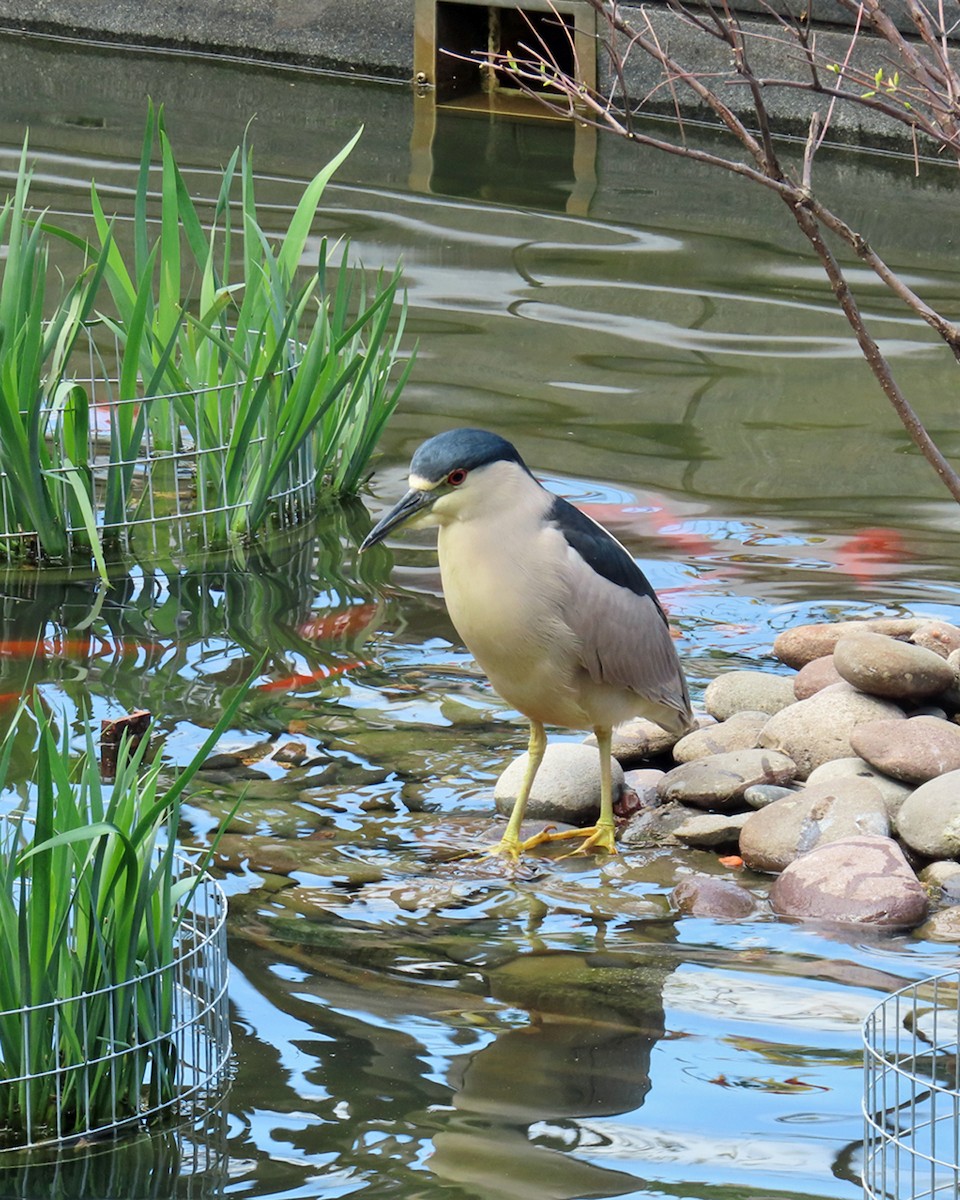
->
[619,801,694,846]
[703,671,796,721]
[832,631,956,702]
[622,767,665,806]
[495,742,623,826]
[672,710,768,762]
[805,756,914,820]
[673,810,751,847]
[793,655,843,699]
[671,874,758,918]
[769,835,929,927]
[588,716,688,765]
[657,748,797,810]
[739,776,890,873]
[918,861,960,903]
[944,649,960,709]
[915,909,960,942]
[895,769,960,859]
[910,619,960,659]
[758,682,905,778]
[772,618,930,669]
[744,783,797,809]
[850,715,960,785]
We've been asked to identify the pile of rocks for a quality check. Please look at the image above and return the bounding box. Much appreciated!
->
[494,615,960,932]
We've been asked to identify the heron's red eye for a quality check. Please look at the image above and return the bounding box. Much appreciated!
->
[447,468,468,487]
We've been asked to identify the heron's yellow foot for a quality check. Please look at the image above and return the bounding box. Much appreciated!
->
[478,835,524,860]
[477,823,616,859]
[550,822,618,857]
[517,825,562,852]
[478,826,560,859]
[488,822,617,856]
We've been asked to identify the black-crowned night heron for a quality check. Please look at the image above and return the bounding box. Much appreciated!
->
[360,429,693,858]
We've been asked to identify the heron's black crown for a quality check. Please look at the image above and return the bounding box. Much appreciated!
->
[410,428,529,484]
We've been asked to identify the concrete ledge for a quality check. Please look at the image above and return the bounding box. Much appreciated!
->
[0,0,952,150]
[0,0,415,79]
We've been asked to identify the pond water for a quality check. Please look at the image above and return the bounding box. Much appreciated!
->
[0,30,959,1200]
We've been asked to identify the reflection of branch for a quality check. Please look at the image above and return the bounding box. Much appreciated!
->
[482,0,960,503]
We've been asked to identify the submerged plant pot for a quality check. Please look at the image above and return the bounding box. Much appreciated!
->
[0,328,319,566]
[863,969,960,1199]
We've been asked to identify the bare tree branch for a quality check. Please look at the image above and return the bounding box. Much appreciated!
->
[478,0,960,503]
[788,197,960,503]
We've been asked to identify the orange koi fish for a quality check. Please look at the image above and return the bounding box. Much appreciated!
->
[297,603,379,641]
[257,659,368,693]
[0,637,158,659]
[833,527,906,586]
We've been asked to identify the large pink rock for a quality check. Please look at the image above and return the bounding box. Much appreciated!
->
[770,835,928,927]
[851,715,960,784]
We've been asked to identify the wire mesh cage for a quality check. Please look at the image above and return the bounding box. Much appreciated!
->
[0,1083,231,1199]
[0,850,231,1151]
[0,327,318,564]
[863,970,960,1200]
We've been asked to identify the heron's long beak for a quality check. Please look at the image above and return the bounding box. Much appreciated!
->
[359,488,435,551]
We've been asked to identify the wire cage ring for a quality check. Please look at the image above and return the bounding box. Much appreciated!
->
[0,326,316,563]
[0,850,231,1151]
[863,968,960,1200]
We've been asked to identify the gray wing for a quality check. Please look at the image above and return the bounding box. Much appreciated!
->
[560,541,691,727]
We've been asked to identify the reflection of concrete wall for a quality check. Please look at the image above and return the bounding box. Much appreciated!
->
[0,35,415,186]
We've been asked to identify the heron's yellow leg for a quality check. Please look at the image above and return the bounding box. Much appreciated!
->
[484,721,547,858]
[481,724,617,858]
[557,727,617,856]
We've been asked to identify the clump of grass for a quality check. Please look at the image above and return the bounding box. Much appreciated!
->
[0,687,245,1144]
[0,139,111,569]
[89,103,413,548]
[0,105,412,566]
